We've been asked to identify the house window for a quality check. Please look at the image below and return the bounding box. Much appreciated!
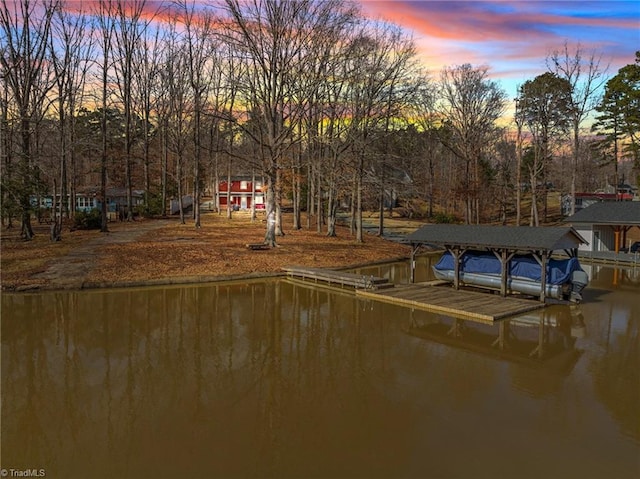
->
[241,181,248,190]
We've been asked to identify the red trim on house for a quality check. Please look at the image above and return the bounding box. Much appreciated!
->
[217,179,265,210]
[218,180,263,193]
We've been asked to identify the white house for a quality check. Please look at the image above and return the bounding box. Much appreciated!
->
[565,201,640,254]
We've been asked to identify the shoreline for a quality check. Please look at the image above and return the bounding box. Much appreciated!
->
[8,255,412,294]
[1,213,418,294]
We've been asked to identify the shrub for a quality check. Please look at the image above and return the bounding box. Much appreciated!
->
[140,193,164,217]
[73,209,102,230]
[432,211,459,224]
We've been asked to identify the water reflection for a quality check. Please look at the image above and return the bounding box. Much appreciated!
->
[406,306,584,366]
[351,253,438,284]
[2,282,409,478]
[580,264,640,445]
[1,263,638,479]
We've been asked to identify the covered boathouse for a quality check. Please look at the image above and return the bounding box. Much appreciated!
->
[404,225,588,302]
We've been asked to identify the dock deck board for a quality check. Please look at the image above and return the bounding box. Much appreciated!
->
[356,283,544,322]
[283,266,393,290]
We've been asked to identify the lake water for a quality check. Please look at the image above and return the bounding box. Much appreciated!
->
[1,257,638,478]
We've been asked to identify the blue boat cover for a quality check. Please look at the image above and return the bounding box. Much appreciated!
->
[434,251,584,285]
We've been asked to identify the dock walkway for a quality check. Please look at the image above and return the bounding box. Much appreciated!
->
[283,266,393,290]
[357,282,544,322]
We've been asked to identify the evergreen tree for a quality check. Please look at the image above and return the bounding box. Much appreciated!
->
[592,52,640,187]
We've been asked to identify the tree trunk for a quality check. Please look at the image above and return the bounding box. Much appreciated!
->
[161,119,168,217]
[355,171,363,243]
[306,164,313,229]
[226,161,232,219]
[275,168,284,237]
[144,111,150,212]
[349,171,356,236]
[570,126,578,215]
[1,79,13,228]
[292,165,300,230]
[529,169,539,226]
[177,154,185,224]
[51,178,61,241]
[516,122,522,225]
[316,175,322,234]
[100,91,109,233]
[326,181,336,237]
[378,162,384,236]
[53,100,65,242]
[20,117,34,240]
[193,107,201,228]
[125,152,133,221]
[264,170,277,246]
[251,169,256,221]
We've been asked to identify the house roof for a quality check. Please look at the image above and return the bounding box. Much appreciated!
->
[80,187,145,197]
[566,201,640,225]
[404,224,586,251]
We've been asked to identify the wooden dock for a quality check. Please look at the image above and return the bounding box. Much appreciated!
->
[283,266,394,290]
[356,282,545,322]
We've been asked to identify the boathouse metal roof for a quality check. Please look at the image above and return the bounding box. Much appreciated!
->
[404,225,586,251]
[566,201,640,225]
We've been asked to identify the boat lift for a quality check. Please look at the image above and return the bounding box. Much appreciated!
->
[404,225,589,302]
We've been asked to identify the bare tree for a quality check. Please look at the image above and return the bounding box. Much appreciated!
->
[93,0,116,232]
[222,0,355,246]
[409,77,438,217]
[371,27,418,237]
[178,0,215,228]
[162,18,192,224]
[436,64,507,224]
[133,20,164,214]
[516,72,572,226]
[299,9,356,237]
[514,90,524,225]
[112,0,150,221]
[210,40,242,220]
[491,130,516,224]
[49,0,94,240]
[1,0,57,239]
[203,39,231,217]
[0,59,12,227]
[548,42,607,215]
[153,31,173,218]
[339,24,419,242]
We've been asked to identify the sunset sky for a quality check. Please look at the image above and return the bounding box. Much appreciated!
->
[357,0,639,103]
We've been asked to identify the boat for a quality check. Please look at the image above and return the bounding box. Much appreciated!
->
[433,250,589,302]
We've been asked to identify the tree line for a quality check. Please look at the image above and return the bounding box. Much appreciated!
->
[1,0,638,244]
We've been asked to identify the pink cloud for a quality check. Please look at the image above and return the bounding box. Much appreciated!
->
[359,0,637,81]
[360,1,638,43]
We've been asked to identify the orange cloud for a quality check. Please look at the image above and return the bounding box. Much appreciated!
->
[358,0,638,99]
[360,0,638,43]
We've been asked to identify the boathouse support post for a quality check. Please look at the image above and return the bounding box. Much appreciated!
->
[539,250,548,303]
[410,243,418,283]
[451,247,465,291]
[493,249,515,297]
[532,250,549,302]
[454,251,459,290]
[500,250,507,296]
